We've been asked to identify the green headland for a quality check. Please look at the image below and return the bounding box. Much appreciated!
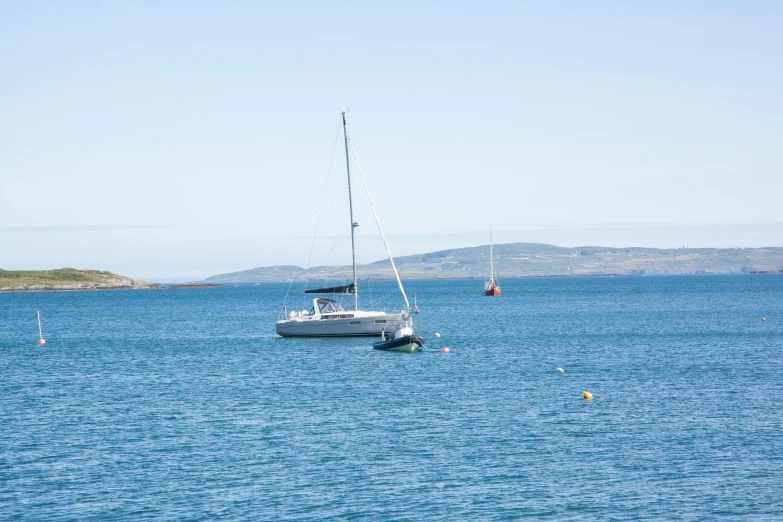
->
[0,268,163,292]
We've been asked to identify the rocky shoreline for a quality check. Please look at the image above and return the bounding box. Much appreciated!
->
[167,282,222,289]
[0,280,167,293]
[0,279,227,293]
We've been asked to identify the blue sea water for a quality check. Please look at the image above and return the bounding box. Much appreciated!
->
[1,276,782,520]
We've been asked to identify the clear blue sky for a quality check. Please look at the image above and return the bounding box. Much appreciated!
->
[2,1,782,280]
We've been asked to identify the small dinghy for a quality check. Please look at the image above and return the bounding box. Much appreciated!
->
[373,326,424,352]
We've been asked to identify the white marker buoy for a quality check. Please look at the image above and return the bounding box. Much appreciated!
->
[434,332,441,338]
[34,310,45,345]
[556,367,564,373]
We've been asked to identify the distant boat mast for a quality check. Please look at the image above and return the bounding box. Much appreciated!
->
[490,225,495,284]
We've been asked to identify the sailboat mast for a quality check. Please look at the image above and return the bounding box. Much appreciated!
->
[342,111,359,311]
[490,225,494,283]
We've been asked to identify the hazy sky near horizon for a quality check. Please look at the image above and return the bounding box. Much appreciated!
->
[2,1,782,280]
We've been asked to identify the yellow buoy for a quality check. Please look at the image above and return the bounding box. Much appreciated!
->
[582,391,593,400]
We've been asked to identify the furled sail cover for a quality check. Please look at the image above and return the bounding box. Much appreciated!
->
[303,283,356,294]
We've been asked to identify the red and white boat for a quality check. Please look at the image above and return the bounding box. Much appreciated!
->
[484,225,501,296]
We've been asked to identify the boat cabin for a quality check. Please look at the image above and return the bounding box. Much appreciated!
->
[310,298,348,317]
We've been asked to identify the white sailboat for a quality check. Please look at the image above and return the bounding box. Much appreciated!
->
[276,112,416,339]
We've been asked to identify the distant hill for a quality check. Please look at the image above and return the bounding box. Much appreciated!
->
[205,242,783,283]
[0,268,164,292]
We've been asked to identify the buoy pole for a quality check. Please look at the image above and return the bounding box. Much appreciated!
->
[35,311,45,345]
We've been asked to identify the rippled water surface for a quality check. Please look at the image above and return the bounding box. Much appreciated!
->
[2,276,782,520]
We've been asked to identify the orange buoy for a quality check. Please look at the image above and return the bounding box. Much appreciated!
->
[442,347,450,353]
[38,338,46,345]
[582,391,593,400]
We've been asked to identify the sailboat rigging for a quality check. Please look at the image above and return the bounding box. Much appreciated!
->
[275,112,420,348]
[484,225,501,296]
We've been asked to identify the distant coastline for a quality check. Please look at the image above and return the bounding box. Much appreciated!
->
[205,242,783,283]
[223,271,783,286]
[5,242,782,293]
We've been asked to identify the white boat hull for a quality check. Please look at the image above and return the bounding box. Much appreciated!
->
[391,342,422,352]
[276,312,408,337]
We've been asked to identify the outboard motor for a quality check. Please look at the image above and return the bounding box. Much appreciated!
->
[394,326,414,339]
